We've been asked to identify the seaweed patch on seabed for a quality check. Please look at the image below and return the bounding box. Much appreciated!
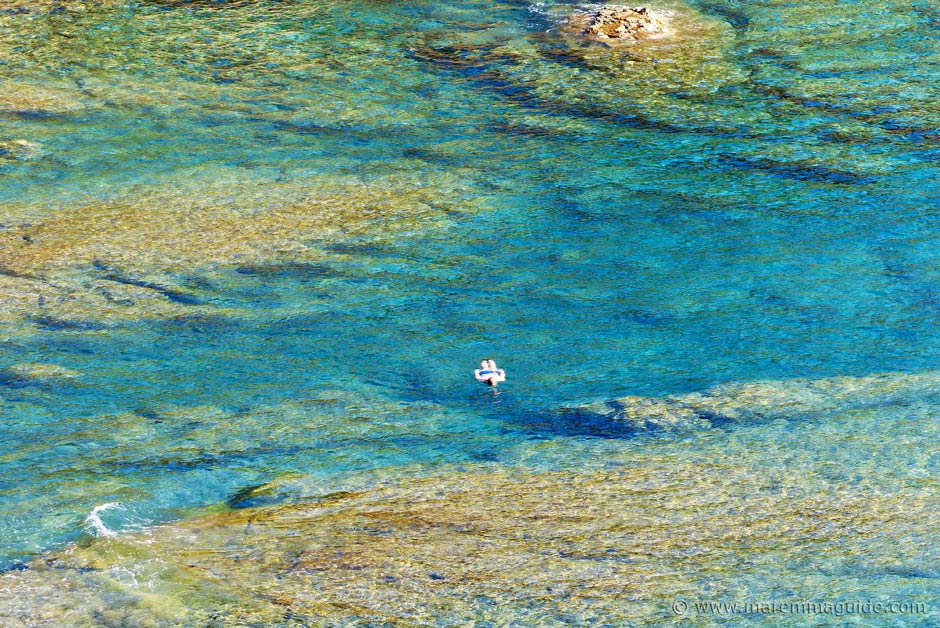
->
[736,1,940,150]
[711,153,878,185]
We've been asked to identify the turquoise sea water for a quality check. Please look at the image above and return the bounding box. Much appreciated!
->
[3,0,940,624]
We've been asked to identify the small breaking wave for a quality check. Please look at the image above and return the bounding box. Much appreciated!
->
[83,503,125,538]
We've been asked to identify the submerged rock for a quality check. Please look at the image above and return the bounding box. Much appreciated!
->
[574,370,940,432]
[0,0,98,13]
[0,140,42,161]
[0,81,89,117]
[2,369,940,624]
[0,362,80,387]
[579,5,670,41]
[0,170,487,328]
[2,449,938,626]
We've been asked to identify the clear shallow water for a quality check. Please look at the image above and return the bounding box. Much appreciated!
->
[3,0,940,624]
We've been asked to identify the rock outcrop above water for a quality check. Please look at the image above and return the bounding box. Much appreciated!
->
[579,5,670,41]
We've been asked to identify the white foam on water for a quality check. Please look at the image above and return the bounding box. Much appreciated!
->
[83,502,125,538]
